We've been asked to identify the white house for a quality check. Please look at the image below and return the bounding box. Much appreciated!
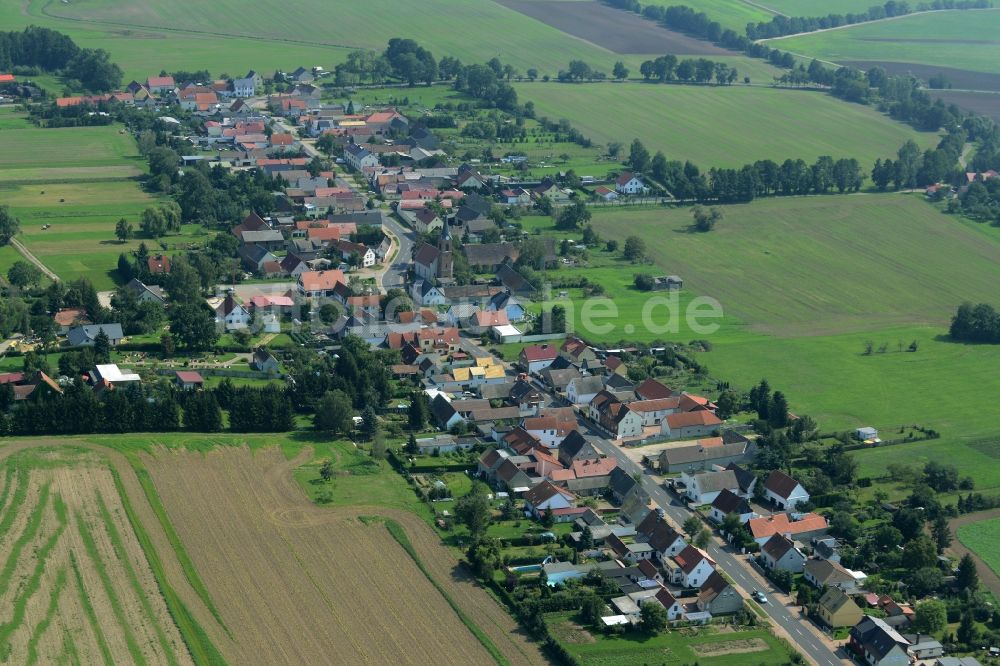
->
[233,76,256,97]
[344,143,379,171]
[615,171,647,195]
[411,280,447,307]
[759,533,806,573]
[566,375,603,406]
[681,469,740,505]
[664,545,716,588]
[763,470,810,510]
[654,588,685,621]
[523,481,574,519]
[215,294,251,330]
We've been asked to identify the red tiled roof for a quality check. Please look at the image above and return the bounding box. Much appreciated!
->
[636,378,673,400]
[748,513,828,540]
[520,344,558,362]
[175,371,204,383]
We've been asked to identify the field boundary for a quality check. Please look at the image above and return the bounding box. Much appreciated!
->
[382,517,509,666]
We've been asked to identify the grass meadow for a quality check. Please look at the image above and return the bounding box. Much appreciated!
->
[751,0,882,16]
[648,0,774,31]
[516,82,938,167]
[957,517,1000,577]
[539,194,1000,441]
[0,114,156,288]
[772,9,1000,75]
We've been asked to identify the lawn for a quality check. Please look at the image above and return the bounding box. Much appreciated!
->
[0,108,33,130]
[855,437,1000,497]
[771,9,1000,76]
[546,611,794,665]
[515,82,938,167]
[3,0,655,82]
[0,123,156,289]
[957,517,1000,578]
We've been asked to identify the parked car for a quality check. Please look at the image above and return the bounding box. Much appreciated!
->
[752,591,768,603]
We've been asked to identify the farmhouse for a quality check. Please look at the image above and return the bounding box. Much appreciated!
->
[615,171,647,195]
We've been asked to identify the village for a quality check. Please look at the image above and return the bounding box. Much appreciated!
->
[0,63,994,666]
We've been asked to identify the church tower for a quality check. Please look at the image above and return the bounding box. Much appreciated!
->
[437,222,454,280]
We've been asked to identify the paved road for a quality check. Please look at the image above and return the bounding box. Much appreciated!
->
[380,214,414,291]
[584,429,848,666]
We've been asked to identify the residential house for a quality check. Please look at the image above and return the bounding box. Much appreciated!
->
[903,634,944,661]
[430,394,464,431]
[146,75,176,95]
[635,378,673,401]
[494,458,533,493]
[615,172,647,195]
[560,337,596,364]
[804,558,866,592]
[636,511,687,560]
[748,512,828,546]
[760,533,806,573]
[629,398,682,427]
[664,545,716,588]
[594,398,643,440]
[524,481,575,519]
[344,143,379,171]
[215,294,251,330]
[519,344,559,374]
[175,371,204,390]
[233,73,257,97]
[297,269,346,298]
[594,186,618,201]
[662,411,723,440]
[567,376,604,406]
[763,470,810,510]
[500,188,532,205]
[280,253,309,278]
[411,279,447,307]
[522,415,576,449]
[414,209,444,235]
[124,278,166,305]
[67,324,124,347]
[413,434,474,455]
[608,467,648,507]
[812,537,842,563]
[557,431,602,467]
[708,489,755,524]
[487,290,526,322]
[606,533,655,563]
[654,587,685,621]
[239,244,279,273]
[849,616,911,666]
[540,367,581,393]
[817,587,863,628]
[697,571,743,615]
[251,348,280,373]
[680,469,740,505]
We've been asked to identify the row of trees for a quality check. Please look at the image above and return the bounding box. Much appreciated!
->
[872,132,964,191]
[639,55,739,85]
[0,26,121,91]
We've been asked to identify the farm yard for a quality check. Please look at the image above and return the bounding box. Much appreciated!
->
[0,445,194,665]
[771,9,1000,78]
[0,114,157,289]
[515,82,938,167]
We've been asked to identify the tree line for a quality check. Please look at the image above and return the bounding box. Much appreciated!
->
[639,55,739,85]
[0,26,121,92]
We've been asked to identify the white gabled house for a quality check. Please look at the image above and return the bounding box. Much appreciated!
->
[615,171,648,195]
[763,470,810,510]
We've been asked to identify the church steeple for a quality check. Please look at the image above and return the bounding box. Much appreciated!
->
[437,222,454,279]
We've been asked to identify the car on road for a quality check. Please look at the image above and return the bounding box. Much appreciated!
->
[752,590,768,603]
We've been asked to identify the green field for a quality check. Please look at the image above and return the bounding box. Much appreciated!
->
[547,612,794,665]
[0,0,656,83]
[565,195,1000,439]
[753,0,883,16]
[516,82,937,167]
[772,9,1000,75]
[856,437,1000,498]
[0,116,156,288]
[651,0,775,31]
[957,517,1000,577]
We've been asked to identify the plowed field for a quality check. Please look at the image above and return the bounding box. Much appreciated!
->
[0,446,192,665]
[141,446,545,665]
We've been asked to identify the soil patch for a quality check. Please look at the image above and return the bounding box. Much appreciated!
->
[931,90,1000,123]
[496,0,731,55]
[842,60,1000,91]
[692,637,770,656]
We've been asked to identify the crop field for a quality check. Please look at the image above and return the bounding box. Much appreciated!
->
[546,612,792,665]
[958,517,1000,575]
[0,117,155,288]
[931,90,1000,124]
[0,445,193,665]
[498,0,734,55]
[752,0,882,16]
[136,442,545,665]
[4,0,656,82]
[771,9,1000,77]
[515,83,937,167]
[646,0,775,32]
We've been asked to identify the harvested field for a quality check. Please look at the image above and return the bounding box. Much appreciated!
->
[931,90,1000,124]
[0,447,192,665]
[142,445,546,665]
[692,637,770,656]
[842,60,1000,92]
[497,0,731,55]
